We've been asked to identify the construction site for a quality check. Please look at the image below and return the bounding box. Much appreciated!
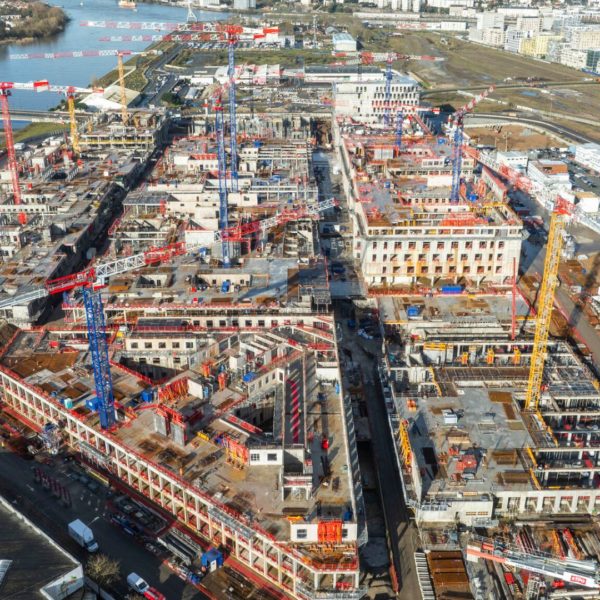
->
[331,72,600,596]
[5,6,600,600]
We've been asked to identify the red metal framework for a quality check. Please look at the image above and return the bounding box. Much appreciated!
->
[0,84,21,206]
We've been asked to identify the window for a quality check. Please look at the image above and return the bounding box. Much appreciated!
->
[207,320,213,327]
[477,266,485,274]
[174,357,181,364]
[408,242,416,250]
[435,266,443,274]
[466,242,473,249]
[296,529,308,540]
[250,453,260,462]
[173,342,180,349]
[144,342,152,349]
[451,241,459,249]
[186,342,194,349]
[437,242,444,250]
[153,358,160,364]
[423,242,430,250]
[342,527,349,538]
[267,453,277,461]
[159,342,166,349]
[479,241,487,249]
[131,342,138,349]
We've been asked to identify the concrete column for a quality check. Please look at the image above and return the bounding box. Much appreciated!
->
[588,495,596,514]
[234,532,240,559]
[535,495,544,513]
[518,495,528,513]
[571,496,578,513]
[553,495,561,513]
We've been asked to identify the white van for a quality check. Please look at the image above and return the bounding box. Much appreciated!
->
[127,572,150,594]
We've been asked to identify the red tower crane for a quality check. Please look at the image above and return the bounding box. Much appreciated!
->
[0,80,100,211]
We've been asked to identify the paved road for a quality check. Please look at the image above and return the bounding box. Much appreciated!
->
[338,324,420,600]
[0,448,205,600]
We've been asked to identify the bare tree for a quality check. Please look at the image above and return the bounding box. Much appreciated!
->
[86,554,121,591]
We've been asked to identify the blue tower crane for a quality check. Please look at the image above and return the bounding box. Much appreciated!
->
[214,95,230,267]
[395,111,404,152]
[384,58,393,127]
[226,26,239,193]
[450,114,464,204]
[83,287,115,429]
[449,85,496,203]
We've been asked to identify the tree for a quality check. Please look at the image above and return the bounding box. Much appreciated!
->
[86,554,121,591]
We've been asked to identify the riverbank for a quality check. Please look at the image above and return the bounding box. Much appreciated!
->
[0,1,68,46]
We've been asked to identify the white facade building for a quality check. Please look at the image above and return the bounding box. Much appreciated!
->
[575,143,600,174]
[527,160,572,191]
[333,74,420,123]
[476,11,505,29]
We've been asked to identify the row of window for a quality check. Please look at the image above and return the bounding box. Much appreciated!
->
[249,452,278,462]
[370,264,504,275]
[130,341,195,350]
[371,253,505,262]
[371,241,506,251]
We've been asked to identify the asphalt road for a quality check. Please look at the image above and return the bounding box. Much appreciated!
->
[338,324,420,600]
[0,449,206,600]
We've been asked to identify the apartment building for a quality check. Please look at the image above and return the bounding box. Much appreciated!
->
[333,73,420,123]
[575,142,600,173]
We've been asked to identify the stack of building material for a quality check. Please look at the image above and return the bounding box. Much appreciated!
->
[427,551,473,599]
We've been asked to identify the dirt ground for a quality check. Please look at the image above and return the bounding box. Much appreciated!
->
[389,32,589,88]
[465,124,561,151]
[385,32,600,141]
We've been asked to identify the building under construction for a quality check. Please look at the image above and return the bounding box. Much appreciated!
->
[0,107,365,598]
[335,121,523,291]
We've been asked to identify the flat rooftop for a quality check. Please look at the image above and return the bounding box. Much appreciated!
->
[0,497,80,600]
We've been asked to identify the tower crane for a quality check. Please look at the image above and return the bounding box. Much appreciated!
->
[525,199,571,410]
[467,534,600,589]
[0,198,337,429]
[224,25,243,193]
[459,146,581,412]
[384,56,392,128]
[449,86,495,203]
[213,92,230,267]
[9,49,161,126]
[0,80,101,205]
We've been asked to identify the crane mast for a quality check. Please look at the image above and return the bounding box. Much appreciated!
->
[227,27,239,193]
[0,85,22,207]
[384,58,392,127]
[449,86,495,203]
[83,287,115,429]
[117,52,129,126]
[524,198,571,411]
[215,95,230,267]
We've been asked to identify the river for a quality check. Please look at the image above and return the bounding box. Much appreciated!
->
[0,0,227,122]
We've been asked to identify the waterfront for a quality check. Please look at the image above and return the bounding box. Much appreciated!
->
[0,0,226,119]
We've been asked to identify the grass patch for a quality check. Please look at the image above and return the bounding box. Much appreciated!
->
[0,122,67,149]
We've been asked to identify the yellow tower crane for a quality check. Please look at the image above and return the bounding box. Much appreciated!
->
[65,89,80,155]
[524,197,571,411]
[117,52,129,127]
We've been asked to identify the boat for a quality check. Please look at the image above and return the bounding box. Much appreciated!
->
[118,0,137,9]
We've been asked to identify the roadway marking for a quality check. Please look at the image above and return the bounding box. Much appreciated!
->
[89,516,101,524]
[26,484,35,492]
